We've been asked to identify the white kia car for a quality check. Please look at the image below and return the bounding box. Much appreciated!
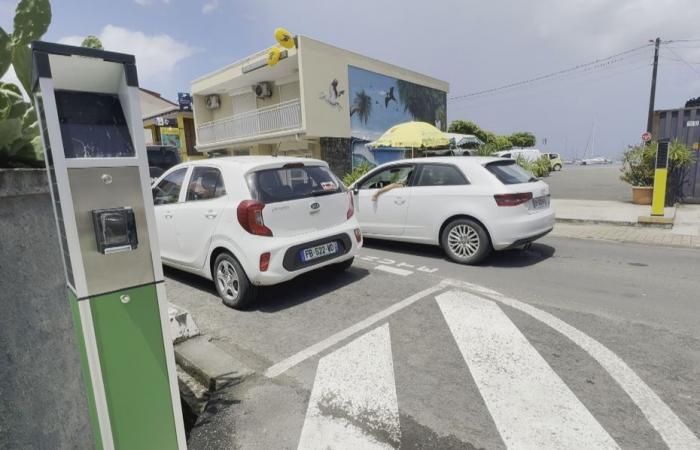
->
[152,156,362,308]
[350,157,554,264]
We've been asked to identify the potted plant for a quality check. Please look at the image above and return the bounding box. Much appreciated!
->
[620,140,694,205]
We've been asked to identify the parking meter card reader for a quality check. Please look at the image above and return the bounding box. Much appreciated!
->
[91,207,138,254]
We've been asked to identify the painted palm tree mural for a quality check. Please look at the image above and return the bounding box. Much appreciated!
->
[347,65,447,166]
[396,80,447,130]
[350,89,372,124]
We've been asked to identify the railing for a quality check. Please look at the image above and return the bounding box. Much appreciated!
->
[197,99,302,146]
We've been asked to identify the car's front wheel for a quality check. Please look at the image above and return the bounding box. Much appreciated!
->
[213,253,257,309]
[553,163,562,171]
[441,219,491,265]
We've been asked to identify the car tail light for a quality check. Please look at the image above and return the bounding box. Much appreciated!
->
[347,191,355,219]
[259,252,271,271]
[494,192,533,206]
[354,228,362,243]
[237,200,273,236]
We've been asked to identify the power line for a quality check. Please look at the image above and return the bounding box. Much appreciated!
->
[448,43,652,102]
[663,45,700,78]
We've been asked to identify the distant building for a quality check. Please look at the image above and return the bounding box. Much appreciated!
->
[139,88,201,161]
[190,35,449,175]
[652,106,700,203]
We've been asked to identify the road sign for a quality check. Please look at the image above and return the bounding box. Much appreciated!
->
[642,132,652,142]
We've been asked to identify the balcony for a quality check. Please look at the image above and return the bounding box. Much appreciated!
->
[196,99,302,148]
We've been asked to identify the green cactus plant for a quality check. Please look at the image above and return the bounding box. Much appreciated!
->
[0,0,52,167]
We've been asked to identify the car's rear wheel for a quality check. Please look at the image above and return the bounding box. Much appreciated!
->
[553,163,562,171]
[213,253,257,309]
[441,219,491,265]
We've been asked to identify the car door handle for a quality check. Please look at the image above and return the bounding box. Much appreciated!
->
[394,198,406,205]
[164,212,173,219]
[205,211,218,219]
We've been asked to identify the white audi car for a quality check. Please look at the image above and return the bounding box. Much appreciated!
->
[349,157,554,264]
[152,156,362,308]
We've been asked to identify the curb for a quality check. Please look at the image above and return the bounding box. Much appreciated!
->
[174,336,255,391]
[555,217,638,227]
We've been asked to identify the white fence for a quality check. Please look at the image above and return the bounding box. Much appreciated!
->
[197,99,302,146]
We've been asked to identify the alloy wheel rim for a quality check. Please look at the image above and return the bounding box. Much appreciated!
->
[216,260,240,301]
[447,224,480,258]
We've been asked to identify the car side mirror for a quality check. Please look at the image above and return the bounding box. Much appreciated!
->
[352,186,359,195]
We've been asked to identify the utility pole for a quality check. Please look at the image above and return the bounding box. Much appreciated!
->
[646,37,661,134]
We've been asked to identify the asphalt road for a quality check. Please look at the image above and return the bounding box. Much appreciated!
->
[547,164,630,202]
[167,235,700,449]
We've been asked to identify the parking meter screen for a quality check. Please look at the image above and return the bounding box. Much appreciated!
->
[55,90,135,158]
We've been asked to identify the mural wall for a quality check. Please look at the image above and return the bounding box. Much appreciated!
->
[348,65,447,166]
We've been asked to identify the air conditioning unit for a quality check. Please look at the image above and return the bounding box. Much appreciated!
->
[252,82,273,99]
[205,94,220,110]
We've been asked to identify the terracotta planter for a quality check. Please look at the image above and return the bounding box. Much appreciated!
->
[631,186,653,205]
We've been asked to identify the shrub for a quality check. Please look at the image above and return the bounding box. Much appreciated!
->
[0,0,52,168]
[342,161,373,187]
[620,140,694,187]
[515,155,550,178]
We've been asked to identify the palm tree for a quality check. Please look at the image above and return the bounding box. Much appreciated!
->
[350,90,372,124]
[396,80,446,129]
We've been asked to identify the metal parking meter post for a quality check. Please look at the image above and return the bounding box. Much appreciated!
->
[651,140,670,216]
[31,41,186,449]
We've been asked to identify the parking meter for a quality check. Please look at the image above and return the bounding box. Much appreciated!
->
[31,42,186,449]
[652,140,670,216]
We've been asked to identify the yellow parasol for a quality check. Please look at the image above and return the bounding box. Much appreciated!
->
[369,121,449,157]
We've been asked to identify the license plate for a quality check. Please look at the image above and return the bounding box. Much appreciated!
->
[532,196,550,209]
[300,241,338,262]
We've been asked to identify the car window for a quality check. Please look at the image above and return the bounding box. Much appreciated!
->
[247,165,343,204]
[153,168,187,205]
[549,154,558,160]
[485,160,536,184]
[501,153,511,158]
[415,164,468,186]
[186,167,226,201]
[360,165,415,189]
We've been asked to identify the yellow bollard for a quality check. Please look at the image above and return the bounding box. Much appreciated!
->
[651,140,669,216]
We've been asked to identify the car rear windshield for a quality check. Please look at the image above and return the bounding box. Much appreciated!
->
[485,160,537,184]
[247,165,344,203]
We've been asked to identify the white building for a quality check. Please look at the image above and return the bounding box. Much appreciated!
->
[191,35,449,175]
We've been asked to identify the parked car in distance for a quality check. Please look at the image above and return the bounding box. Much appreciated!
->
[349,157,554,264]
[147,145,181,181]
[544,152,563,171]
[151,156,362,308]
[493,148,543,162]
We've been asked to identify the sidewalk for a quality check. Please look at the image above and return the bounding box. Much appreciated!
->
[550,199,700,249]
[551,199,675,226]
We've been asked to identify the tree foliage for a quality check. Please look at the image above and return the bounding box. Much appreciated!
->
[81,35,103,50]
[515,155,551,178]
[509,132,536,148]
[449,120,535,155]
[0,0,52,168]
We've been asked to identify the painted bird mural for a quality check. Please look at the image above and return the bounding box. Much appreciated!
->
[320,79,345,109]
[384,86,397,108]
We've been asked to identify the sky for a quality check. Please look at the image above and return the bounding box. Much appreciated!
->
[2,0,700,158]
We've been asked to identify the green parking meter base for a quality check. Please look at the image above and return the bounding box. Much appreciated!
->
[68,289,103,450]
[88,284,178,450]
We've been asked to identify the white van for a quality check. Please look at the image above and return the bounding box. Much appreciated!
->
[493,148,542,162]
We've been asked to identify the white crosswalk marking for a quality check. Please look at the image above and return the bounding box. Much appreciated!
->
[437,290,620,450]
[297,324,401,450]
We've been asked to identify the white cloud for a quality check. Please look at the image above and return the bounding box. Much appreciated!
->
[202,0,220,14]
[59,25,198,84]
[133,0,171,5]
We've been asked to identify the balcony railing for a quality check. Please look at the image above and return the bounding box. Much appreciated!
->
[197,99,302,146]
